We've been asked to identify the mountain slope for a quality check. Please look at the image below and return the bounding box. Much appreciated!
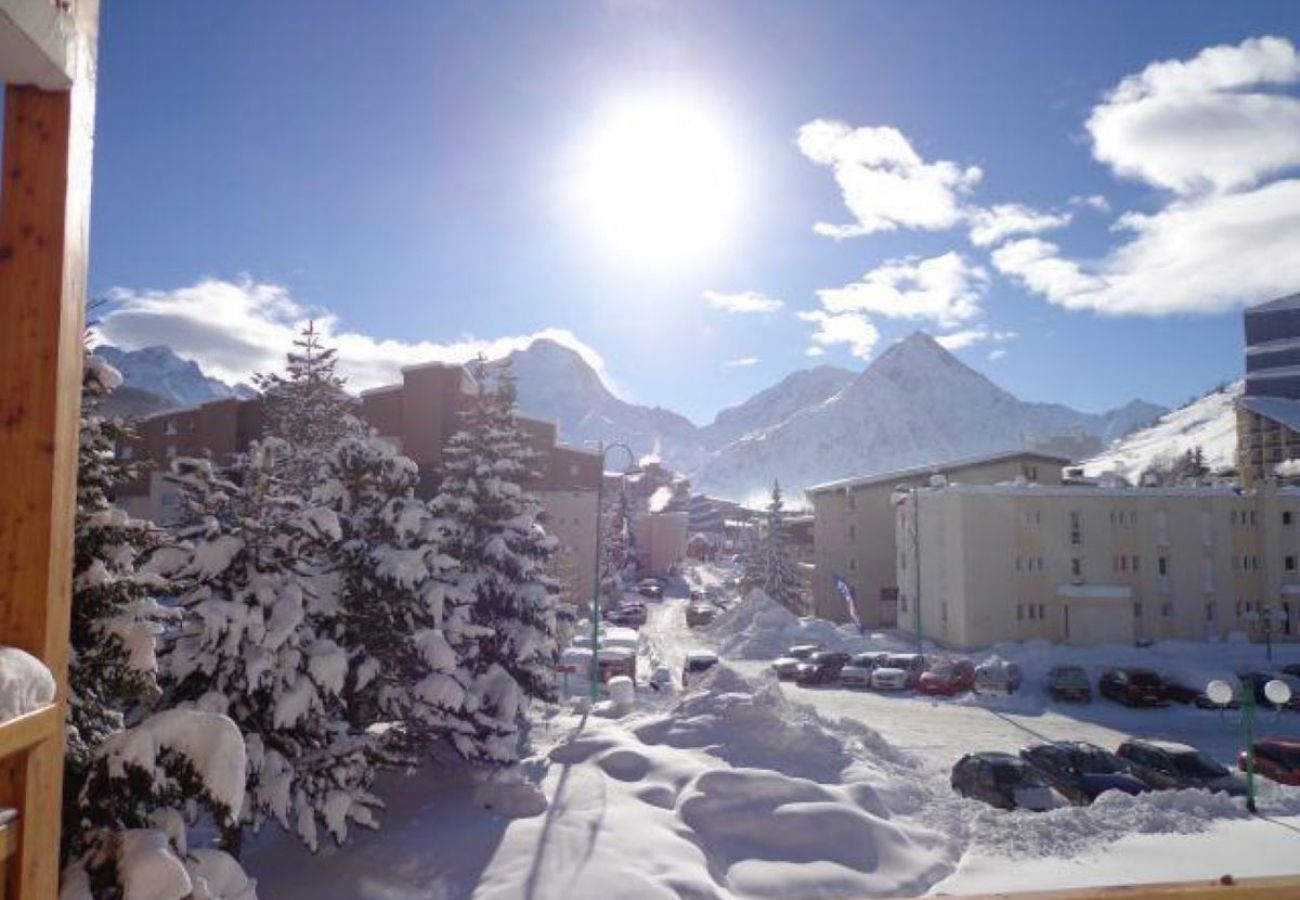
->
[1081,382,1240,481]
[692,332,1167,502]
[94,345,249,409]
[504,339,709,470]
[701,365,855,449]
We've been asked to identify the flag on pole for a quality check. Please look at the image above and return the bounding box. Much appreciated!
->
[833,574,861,631]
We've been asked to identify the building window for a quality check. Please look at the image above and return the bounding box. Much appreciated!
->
[1158,556,1168,576]
[1038,603,1045,620]
[118,444,134,460]
[1071,557,1082,579]
[165,444,177,459]
[1017,604,1023,621]
[1250,511,1257,526]
[1287,555,1297,572]
[1252,555,1260,571]
[1120,556,1128,573]
[1161,602,1172,618]
[849,558,856,572]
[1027,604,1035,620]
[1069,511,1082,545]
[1206,603,1215,622]
[1284,511,1293,526]
[1035,511,1042,524]
[160,493,180,509]
[849,524,856,541]
[1037,556,1044,571]
[941,602,948,624]
[1134,602,1142,618]
[1132,556,1140,573]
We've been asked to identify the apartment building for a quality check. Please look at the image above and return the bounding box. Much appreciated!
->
[634,511,690,578]
[898,481,1300,649]
[1238,293,1300,486]
[117,360,603,606]
[806,450,1071,627]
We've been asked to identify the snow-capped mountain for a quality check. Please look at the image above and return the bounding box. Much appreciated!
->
[1081,382,1240,482]
[691,332,1168,502]
[94,345,253,411]
[700,365,856,449]
[503,339,709,470]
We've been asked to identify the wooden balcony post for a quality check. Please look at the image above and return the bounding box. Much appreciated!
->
[0,1,99,896]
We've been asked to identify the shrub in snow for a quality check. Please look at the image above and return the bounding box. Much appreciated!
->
[160,443,379,852]
[321,435,471,755]
[431,358,561,762]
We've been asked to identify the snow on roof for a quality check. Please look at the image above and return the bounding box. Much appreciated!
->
[359,383,403,398]
[1246,335,1300,356]
[806,449,1074,495]
[1137,740,1200,755]
[1239,395,1300,432]
[685,649,719,662]
[1247,292,1300,314]
[1055,584,1133,600]
[934,482,1248,499]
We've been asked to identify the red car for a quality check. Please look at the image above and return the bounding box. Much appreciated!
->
[917,658,975,696]
[1240,738,1300,786]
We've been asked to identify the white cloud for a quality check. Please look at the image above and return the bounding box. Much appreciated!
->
[1087,36,1300,195]
[723,356,759,368]
[703,289,784,314]
[992,178,1300,315]
[95,276,610,392]
[797,119,982,237]
[805,346,826,358]
[1069,194,1110,212]
[935,325,1018,351]
[796,310,879,359]
[988,349,1007,361]
[967,203,1071,247]
[817,251,988,328]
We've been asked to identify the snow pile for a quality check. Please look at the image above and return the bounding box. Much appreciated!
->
[0,646,56,722]
[705,590,897,659]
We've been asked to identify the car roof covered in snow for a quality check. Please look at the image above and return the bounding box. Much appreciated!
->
[1129,739,1199,755]
[685,650,719,663]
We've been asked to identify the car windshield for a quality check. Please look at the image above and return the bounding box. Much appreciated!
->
[1129,672,1161,687]
[1072,748,1124,775]
[686,657,717,672]
[885,656,914,668]
[994,763,1047,790]
[1172,750,1228,779]
[1054,667,1086,682]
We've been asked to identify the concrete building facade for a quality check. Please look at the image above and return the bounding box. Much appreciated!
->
[899,482,1300,649]
[116,360,603,605]
[806,450,1071,627]
[634,511,689,578]
[1238,293,1300,486]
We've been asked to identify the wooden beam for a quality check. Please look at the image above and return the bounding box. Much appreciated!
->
[0,0,98,896]
[0,707,59,762]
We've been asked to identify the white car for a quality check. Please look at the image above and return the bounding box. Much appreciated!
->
[870,667,910,691]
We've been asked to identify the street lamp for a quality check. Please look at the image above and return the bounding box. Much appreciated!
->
[589,441,635,701]
[1245,605,1286,663]
[1207,675,1294,813]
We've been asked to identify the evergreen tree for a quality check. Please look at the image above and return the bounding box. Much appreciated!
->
[759,480,800,607]
[430,358,560,763]
[322,434,471,755]
[160,442,378,852]
[252,320,361,494]
[598,487,632,601]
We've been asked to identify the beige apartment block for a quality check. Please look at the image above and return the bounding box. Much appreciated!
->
[897,482,1300,649]
[807,450,1070,627]
[635,511,690,579]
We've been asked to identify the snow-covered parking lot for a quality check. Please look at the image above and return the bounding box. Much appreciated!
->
[245,578,1300,899]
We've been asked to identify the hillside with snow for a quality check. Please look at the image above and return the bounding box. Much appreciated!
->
[1081,382,1241,481]
[700,365,856,449]
[692,332,1168,501]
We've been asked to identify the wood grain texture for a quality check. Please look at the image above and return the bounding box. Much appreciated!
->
[0,1,99,896]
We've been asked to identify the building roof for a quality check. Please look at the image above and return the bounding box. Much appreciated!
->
[1247,292,1300,314]
[805,449,1075,495]
[1239,394,1300,432]
[927,482,1257,499]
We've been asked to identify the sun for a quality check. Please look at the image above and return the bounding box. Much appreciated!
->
[573,98,742,265]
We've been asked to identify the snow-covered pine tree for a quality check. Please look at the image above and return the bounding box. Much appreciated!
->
[760,480,800,608]
[430,357,560,763]
[598,487,632,602]
[322,434,470,755]
[160,441,378,852]
[252,320,362,495]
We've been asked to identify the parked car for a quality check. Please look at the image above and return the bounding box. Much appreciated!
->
[1239,671,1300,711]
[770,644,824,680]
[1241,738,1300,786]
[974,658,1022,695]
[840,652,887,688]
[682,650,720,688]
[1282,664,1300,679]
[1116,740,1247,795]
[1018,741,1149,805]
[918,658,976,696]
[685,603,716,627]
[951,752,1058,811]
[871,654,928,691]
[604,601,646,627]
[637,579,663,600]
[1098,668,1168,707]
[1047,665,1092,702]
[795,651,852,685]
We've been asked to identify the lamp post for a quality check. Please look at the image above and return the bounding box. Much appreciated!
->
[1208,675,1294,814]
[589,441,635,701]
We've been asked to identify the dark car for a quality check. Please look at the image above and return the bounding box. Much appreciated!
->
[794,651,852,685]
[771,643,826,680]
[918,658,976,696]
[605,601,647,627]
[1283,664,1300,679]
[685,602,716,627]
[1116,740,1247,795]
[1241,738,1300,786]
[1047,665,1092,703]
[1239,672,1300,711]
[1098,668,1168,707]
[951,752,1058,811]
[637,579,663,600]
[1019,742,1151,805]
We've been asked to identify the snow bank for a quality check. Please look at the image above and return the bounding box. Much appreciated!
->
[705,590,874,659]
[0,646,56,722]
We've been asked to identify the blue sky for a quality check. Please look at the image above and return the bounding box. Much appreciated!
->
[90,1,1300,423]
